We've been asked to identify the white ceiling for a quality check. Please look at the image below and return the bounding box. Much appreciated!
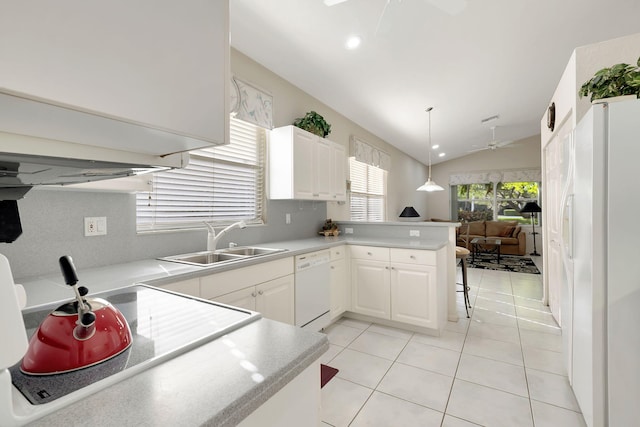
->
[230,0,640,165]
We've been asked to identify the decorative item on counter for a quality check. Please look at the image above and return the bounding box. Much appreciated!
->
[293,111,332,137]
[579,57,640,102]
[319,218,340,236]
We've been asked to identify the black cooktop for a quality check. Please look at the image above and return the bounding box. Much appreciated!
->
[10,285,259,405]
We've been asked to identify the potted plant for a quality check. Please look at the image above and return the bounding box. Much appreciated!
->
[579,57,640,102]
[293,111,332,137]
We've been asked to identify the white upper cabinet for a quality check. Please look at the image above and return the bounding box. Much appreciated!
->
[0,0,229,155]
[268,125,346,201]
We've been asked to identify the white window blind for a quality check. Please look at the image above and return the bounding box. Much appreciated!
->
[349,157,386,221]
[136,118,265,231]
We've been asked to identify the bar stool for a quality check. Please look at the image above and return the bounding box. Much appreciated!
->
[456,246,471,318]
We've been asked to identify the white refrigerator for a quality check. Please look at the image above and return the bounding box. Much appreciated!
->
[570,99,640,427]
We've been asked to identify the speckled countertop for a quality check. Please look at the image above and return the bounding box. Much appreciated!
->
[18,236,448,309]
[16,235,447,426]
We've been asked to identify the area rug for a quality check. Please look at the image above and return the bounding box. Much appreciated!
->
[466,253,540,274]
[320,364,339,388]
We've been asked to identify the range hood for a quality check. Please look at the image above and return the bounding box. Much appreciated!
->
[0,89,209,192]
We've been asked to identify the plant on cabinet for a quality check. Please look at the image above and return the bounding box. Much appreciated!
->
[579,57,640,102]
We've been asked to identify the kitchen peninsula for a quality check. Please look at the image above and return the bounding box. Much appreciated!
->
[8,221,457,426]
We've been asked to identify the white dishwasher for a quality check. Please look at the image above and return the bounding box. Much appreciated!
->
[295,250,331,330]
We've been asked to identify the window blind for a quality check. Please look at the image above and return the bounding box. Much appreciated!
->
[349,157,386,221]
[136,118,265,231]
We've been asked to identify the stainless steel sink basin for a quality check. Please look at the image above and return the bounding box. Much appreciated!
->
[159,246,287,267]
[216,246,287,256]
[159,251,247,266]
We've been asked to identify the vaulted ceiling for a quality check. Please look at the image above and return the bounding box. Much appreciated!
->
[230,0,640,165]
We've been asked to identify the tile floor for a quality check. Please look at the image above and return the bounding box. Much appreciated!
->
[319,257,587,427]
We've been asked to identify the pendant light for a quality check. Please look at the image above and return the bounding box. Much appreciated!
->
[417,107,444,192]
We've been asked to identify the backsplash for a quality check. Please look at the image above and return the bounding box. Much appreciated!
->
[0,188,326,280]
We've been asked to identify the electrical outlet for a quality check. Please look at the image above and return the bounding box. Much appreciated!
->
[409,229,420,237]
[285,213,291,224]
[84,217,107,236]
[345,227,354,234]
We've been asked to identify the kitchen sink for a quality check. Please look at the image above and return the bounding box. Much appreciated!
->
[216,246,287,256]
[158,247,287,267]
[159,251,247,266]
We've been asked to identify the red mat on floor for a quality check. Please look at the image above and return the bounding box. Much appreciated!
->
[320,364,339,388]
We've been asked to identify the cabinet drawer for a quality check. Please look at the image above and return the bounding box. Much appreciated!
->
[350,245,389,261]
[390,248,436,266]
[330,246,346,261]
[200,257,294,300]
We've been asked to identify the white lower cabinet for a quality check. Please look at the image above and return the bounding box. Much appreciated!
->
[349,245,446,331]
[351,258,391,318]
[329,246,349,320]
[390,263,438,328]
[214,275,295,325]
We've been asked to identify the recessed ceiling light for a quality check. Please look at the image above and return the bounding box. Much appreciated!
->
[431,144,440,150]
[438,152,446,157]
[345,35,361,50]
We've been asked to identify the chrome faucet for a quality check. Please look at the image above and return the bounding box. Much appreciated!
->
[205,221,247,251]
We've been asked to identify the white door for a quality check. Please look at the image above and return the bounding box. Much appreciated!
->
[292,128,316,199]
[390,263,437,328]
[315,138,332,199]
[351,259,390,319]
[214,287,256,311]
[256,275,295,325]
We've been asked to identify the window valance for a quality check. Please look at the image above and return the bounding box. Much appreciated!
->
[230,76,273,130]
[449,168,541,185]
[351,136,391,171]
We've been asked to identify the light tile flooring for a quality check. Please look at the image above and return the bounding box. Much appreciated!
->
[319,258,587,427]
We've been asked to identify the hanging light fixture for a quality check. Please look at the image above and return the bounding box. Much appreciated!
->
[417,107,444,192]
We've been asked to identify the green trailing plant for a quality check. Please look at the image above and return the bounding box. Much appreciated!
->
[293,111,331,137]
[579,57,640,102]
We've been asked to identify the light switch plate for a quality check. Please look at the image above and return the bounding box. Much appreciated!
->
[345,227,354,234]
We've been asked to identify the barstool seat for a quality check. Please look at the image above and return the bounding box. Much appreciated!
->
[456,246,471,318]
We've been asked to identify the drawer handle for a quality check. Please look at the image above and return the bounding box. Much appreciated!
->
[367,252,373,256]
[410,255,416,259]
[251,292,257,297]
[331,266,335,269]
[258,290,264,295]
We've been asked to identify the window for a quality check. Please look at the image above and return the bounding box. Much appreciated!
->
[454,181,539,224]
[136,117,266,231]
[349,157,387,221]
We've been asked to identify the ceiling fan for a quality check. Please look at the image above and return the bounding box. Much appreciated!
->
[469,126,514,152]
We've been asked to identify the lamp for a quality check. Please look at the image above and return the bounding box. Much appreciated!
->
[520,201,542,256]
[417,107,444,192]
[399,206,420,219]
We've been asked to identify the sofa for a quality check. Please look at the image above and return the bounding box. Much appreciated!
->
[457,220,526,256]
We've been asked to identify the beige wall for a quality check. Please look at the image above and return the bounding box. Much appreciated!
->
[426,134,542,220]
[231,49,430,221]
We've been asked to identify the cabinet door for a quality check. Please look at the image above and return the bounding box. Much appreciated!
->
[390,263,437,328]
[0,1,228,147]
[351,259,390,319]
[331,142,347,201]
[315,138,333,199]
[158,278,200,298]
[256,275,295,325]
[291,128,316,199]
[330,258,348,320]
[213,287,257,312]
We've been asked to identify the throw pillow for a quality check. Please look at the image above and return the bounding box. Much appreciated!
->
[499,226,515,237]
